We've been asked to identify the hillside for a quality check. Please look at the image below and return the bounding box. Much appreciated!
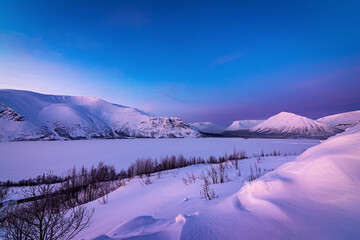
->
[0,89,200,141]
[317,110,360,130]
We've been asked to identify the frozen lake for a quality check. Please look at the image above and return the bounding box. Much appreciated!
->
[0,138,320,181]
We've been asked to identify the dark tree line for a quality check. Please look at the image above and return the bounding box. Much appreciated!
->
[1,148,295,191]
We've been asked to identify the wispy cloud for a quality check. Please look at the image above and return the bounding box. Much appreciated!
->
[212,52,246,65]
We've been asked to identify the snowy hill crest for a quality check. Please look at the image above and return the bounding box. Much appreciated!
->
[250,112,335,137]
[317,110,360,130]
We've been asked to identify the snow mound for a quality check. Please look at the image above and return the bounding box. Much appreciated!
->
[250,111,335,137]
[226,120,264,131]
[0,89,200,141]
[190,122,226,134]
[95,215,186,240]
[317,110,360,130]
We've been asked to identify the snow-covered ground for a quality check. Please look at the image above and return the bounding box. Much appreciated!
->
[75,124,360,240]
[75,155,296,240]
[2,125,359,240]
[0,138,319,181]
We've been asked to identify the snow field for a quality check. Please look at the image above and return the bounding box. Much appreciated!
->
[0,138,319,181]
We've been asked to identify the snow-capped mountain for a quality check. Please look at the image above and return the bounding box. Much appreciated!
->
[190,122,226,134]
[250,112,336,138]
[317,110,360,130]
[226,120,264,131]
[0,89,200,141]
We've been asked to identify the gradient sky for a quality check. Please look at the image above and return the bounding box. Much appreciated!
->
[0,0,359,124]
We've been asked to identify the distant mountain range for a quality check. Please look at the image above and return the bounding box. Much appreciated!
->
[190,122,226,134]
[194,111,359,139]
[1,89,359,141]
[226,120,264,131]
[0,89,200,141]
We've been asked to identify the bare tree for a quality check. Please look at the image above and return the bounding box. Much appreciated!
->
[0,186,8,203]
[0,182,94,240]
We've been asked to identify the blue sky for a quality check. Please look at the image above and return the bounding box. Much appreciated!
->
[0,0,359,124]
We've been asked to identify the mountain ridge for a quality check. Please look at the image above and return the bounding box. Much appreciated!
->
[0,89,200,141]
[249,111,335,137]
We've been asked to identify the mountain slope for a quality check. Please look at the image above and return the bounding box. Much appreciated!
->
[0,89,200,141]
[226,120,264,131]
[250,112,335,138]
[317,110,360,130]
[190,122,226,134]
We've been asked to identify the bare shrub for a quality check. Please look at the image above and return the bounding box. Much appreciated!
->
[237,168,242,177]
[218,163,229,183]
[199,175,216,200]
[207,166,219,184]
[0,182,93,240]
[142,176,152,185]
[0,187,8,202]
[247,162,263,182]
[260,150,265,157]
[182,171,196,185]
